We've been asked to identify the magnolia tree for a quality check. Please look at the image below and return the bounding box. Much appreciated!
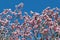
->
[0,2,60,40]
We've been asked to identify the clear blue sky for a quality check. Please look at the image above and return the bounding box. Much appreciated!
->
[0,0,60,13]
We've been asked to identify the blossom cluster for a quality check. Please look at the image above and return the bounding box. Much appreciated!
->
[0,3,60,40]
